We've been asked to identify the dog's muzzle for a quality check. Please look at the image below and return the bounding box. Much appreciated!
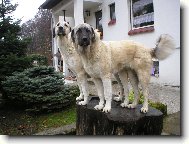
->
[58,26,66,36]
[79,37,90,47]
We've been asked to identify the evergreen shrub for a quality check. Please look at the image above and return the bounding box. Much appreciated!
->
[2,66,79,113]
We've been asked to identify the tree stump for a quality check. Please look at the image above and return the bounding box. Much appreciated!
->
[76,96,163,135]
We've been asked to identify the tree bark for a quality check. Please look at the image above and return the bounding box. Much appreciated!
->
[76,96,163,135]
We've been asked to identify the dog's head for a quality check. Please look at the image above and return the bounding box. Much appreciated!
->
[71,23,96,53]
[53,21,71,38]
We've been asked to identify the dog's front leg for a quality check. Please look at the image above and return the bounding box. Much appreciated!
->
[76,82,84,101]
[102,77,112,113]
[93,78,105,110]
[77,72,89,105]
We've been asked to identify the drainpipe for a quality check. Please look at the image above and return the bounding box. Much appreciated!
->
[63,10,66,21]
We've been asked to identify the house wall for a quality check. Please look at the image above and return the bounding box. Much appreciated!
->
[85,0,180,85]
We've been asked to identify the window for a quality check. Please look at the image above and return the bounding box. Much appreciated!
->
[95,10,103,39]
[129,0,154,35]
[110,3,116,20]
[151,59,159,77]
[108,3,116,26]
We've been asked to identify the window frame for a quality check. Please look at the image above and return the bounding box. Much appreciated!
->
[108,3,116,26]
[130,0,154,30]
[109,3,116,21]
[95,10,103,39]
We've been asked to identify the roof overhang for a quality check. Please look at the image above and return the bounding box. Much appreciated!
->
[40,0,63,9]
[40,0,102,17]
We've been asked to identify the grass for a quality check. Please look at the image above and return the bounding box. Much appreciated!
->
[34,106,76,131]
[0,105,76,135]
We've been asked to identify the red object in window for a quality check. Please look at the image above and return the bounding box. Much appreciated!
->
[108,19,116,26]
[128,26,154,35]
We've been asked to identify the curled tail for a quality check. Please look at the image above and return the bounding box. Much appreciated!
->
[152,34,176,60]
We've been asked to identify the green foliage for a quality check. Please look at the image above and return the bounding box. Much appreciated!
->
[0,0,31,90]
[149,101,167,116]
[28,54,48,66]
[128,90,167,115]
[0,54,32,86]
[2,66,80,113]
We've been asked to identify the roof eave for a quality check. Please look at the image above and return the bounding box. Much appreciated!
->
[40,0,62,9]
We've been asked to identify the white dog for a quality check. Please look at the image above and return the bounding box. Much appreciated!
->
[54,21,89,105]
[71,23,175,113]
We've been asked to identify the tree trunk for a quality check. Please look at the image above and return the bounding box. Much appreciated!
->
[76,96,163,135]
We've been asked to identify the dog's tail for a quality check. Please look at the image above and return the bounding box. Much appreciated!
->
[151,34,176,60]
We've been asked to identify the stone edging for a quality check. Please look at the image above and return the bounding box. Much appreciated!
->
[34,123,76,135]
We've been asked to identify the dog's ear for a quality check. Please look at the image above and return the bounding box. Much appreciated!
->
[71,29,75,43]
[53,27,55,38]
[91,27,95,42]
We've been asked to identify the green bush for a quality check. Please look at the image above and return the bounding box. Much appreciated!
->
[0,54,32,91]
[28,54,48,66]
[2,66,79,113]
[0,0,32,90]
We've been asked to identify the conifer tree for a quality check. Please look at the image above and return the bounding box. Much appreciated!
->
[0,0,31,90]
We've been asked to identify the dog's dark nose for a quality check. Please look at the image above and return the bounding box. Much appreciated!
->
[59,26,63,30]
[82,37,88,42]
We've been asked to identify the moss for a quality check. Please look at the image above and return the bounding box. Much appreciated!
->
[129,90,167,116]
[149,101,167,116]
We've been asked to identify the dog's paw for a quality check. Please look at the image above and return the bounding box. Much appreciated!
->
[102,106,111,113]
[78,101,88,105]
[113,96,122,102]
[76,95,83,101]
[127,103,137,109]
[120,102,128,108]
[94,104,104,110]
[140,107,148,113]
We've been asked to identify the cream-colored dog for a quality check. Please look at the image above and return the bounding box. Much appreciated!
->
[54,21,89,105]
[71,23,175,113]
[54,21,126,107]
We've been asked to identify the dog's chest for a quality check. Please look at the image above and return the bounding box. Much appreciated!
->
[65,54,82,71]
[83,59,101,78]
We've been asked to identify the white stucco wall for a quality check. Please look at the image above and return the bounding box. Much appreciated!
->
[52,0,180,85]
[85,0,180,85]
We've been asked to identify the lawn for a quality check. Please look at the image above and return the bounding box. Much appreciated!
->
[0,105,76,135]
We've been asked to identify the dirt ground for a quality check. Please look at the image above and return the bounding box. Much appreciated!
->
[0,108,38,135]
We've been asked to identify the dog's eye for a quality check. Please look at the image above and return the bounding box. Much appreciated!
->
[64,24,68,27]
[57,23,60,26]
[77,28,82,32]
[86,29,90,33]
